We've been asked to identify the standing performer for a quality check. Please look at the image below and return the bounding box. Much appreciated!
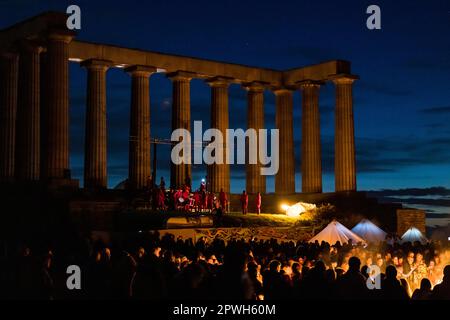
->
[208,192,215,211]
[160,177,166,192]
[158,188,166,210]
[219,188,228,213]
[256,192,262,215]
[241,190,248,215]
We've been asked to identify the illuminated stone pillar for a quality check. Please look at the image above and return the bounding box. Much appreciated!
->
[207,77,231,193]
[274,88,295,194]
[127,65,156,190]
[245,82,266,194]
[16,42,43,181]
[331,74,358,192]
[82,59,111,189]
[168,71,194,189]
[42,31,74,181]
[299,80,323,193]
[0,53,18,182]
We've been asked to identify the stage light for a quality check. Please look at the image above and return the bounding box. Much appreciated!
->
[281,203,290,211]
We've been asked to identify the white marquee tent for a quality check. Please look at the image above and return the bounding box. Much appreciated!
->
[400,227,428,244]
[351,219,387,243]
[309,220,366,245]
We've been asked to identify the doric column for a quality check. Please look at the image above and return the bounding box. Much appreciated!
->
[299,80,323,193]
[82,59,111,189]
[42,31,74,181]
[0,52,18,182]
[245,82,266,194]
[331,74,358,192]
[274,88,295,194]
[168,71,194,189]
[207,77,231,193]
[126,65,156,190]
[16,42,43,181]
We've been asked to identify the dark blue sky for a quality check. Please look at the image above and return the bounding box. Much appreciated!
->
[1,0,450,192]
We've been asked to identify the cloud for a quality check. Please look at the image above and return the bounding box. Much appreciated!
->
[366,187,450,216]
[357,81,412,97]
[367,186,450,197]
[420,106,450,115]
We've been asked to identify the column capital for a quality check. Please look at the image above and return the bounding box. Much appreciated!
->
[167,70,196,81]
[271,86,294,95]
[46,29,76,44]
[243,81,267,92]
[125,65,157,77]
[206,76,233,88]
[81,59,113,71]
[328,74,359,85]
[17,40,44,54]
[0,51,19,60]
[296,79,324,89]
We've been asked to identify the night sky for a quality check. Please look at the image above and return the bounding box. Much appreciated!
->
[1,0,450,194]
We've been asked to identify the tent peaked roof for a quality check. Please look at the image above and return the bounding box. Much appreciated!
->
[401,227,428,244]
[351,219,387,243]
[309,220,366,245]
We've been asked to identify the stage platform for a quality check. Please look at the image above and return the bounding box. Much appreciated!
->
[0,183,402,239]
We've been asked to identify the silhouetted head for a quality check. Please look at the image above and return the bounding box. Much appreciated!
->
[444,265,450,281]
[314,260,326,273]
[247,261,258,276]
[348,257,361,272]
[385,265,397,279]
[269,260,281,273]
[292,262,301,274]
[361,265,369,276]
[325,269,336,282]
[420,278,432,291]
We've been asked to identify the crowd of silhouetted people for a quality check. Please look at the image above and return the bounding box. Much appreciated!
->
[1,231,450,300]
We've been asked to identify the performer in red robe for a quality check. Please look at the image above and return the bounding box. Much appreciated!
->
[208,192,215,211]
[240,190,248,215]
[194,192,201,211]
[256,192,262,215]
[158,188,166,210]
[219,188,228,212]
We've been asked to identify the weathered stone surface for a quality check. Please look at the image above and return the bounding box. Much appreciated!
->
[16,42,42,181]
[82,59,111,189]
[0,53,18,182]
[42,31,74,181]
[299,80,323,193]
[274,88,295,194]
[331,74,358,192]
[245,82,266,194]
[127,65,156,190]
[207,77,231,193]
[168,71,193,188]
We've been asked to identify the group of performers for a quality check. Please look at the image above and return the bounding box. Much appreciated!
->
[145,176,262,215]
[146,177,229,214]
[240,190,262,215]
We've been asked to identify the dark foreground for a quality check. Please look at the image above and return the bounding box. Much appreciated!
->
[1,230,449,300]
